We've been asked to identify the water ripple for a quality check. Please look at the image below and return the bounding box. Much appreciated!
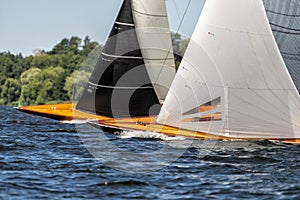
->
[1,107,300,199]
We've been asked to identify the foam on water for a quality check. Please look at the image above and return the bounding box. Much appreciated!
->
[116,130,187,141]
[61,119,96,124]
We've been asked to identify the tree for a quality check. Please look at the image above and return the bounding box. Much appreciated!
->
[82,35,99,56]
[19,67,68,105]
[49,36,83,55]
[0,78,21,105]
[0,34,190,105]
[64,70,91,101]
[0,52,24,84]
[39,66,66,102]
[171,33,190,70]
[50,38,70,54]
[68,36,82,54]
[20,68,42,105]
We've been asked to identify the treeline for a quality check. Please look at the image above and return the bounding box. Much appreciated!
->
[0,33,188,106]
[0,36,99,106]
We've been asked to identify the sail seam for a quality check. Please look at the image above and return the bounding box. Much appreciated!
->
[102,52,143,59]
[281,51,300,56]
[144,57,174,61]
[131,9,167,17]
[88,81,153,89]
[271,29,300,35]
[270,23,300,32]
[187,84,296,91]
[207,24,272,35]
[102,52,174,61]
[229,91,293,126]
[266,9,300,17]
[115,21,135,27]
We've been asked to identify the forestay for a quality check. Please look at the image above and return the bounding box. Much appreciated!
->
[157,0,300,139]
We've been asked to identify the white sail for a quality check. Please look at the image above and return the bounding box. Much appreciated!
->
[157,0,300,139]
[131,0,176,101]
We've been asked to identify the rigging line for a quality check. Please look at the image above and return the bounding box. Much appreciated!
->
[173,0,186,34]
[153,0,193,87]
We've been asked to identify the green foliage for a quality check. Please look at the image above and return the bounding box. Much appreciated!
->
[0,52,27,105]
[0,78,21,105]
[20,68,42,105]
[81,44,103,73]
[64,70,91,101]
[171,33,190,70]
[20,67,67,105]
[0,33,187,106]
[82,36,99,57]
[0,52,25,86]
[0,36,100,105]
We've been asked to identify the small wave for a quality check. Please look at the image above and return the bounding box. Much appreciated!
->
[117,130,186,141]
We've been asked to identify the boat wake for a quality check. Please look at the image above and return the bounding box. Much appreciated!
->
[116,130,187,141]
[61,119,96,124]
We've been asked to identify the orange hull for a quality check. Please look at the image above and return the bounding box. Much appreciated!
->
[95,116,300,144]
[16,103,300,144]
[16,103,110,121]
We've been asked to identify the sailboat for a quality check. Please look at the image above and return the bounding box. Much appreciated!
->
[16,0,176,121]
[94,0,300,143]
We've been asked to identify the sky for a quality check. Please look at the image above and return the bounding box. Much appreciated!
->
[0,0,205,56]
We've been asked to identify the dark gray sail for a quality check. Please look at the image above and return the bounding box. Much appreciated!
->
[263,0,300,92]
[76,0,160,117]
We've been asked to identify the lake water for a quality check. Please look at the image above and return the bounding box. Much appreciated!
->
[1,106,299,199]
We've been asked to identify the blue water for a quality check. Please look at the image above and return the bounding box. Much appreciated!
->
[1,106,299,199]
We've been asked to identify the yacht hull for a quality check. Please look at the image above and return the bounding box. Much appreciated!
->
[16,103,300,144]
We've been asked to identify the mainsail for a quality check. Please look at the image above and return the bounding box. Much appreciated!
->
[157,0,300,139]
[76,0,175,117]
[263,0,300,92]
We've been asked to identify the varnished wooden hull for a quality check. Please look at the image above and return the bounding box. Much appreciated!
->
[16,103,300,144]
[16,103,110,121]
[94,117,300,144]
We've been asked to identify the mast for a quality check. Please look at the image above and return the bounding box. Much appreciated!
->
[76,0,161,117]
[157,0,300,139]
